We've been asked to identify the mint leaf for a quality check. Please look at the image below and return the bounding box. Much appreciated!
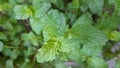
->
[13,5,32,19]
[58,37,80,53]
[47,0,64,9]
[10,49,20,60]
[73,0,80,9]
[115,0,120,16]
[73,13,93,26]
[108,0,115,4]
[109,31,120,41]
[71,24,107,56]
[41,10,66,41]
[36,38,60,63]
[36,37,79,63]
[30,17,42,35]
[97,15,120,31]
[0,32,7,40]
[87,57,108,68]
[22,32,40,46]
[0,41,4,52]
[33,0,51,18]
[115,60,120,68]
[88,0,104,14]
[0,3,12,11]
[6,59,14,68]
[20,62,33,68]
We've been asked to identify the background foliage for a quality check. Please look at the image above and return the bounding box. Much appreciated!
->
[0,0,120,68]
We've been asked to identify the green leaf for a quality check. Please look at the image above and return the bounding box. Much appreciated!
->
[10,49,20,60]
[115,0,120,16]
[97,15,120,31]
[71,24,107,56]
[55,62,67,68]
[13,5,32,19]
[80,3,88,12]
[58,37,80,61]
[0,32,7,40]
[15,0,24,3]
[58,37,80,53]
[32,0,51,18]
[48,0,64,9]
[2,21,14,30]
[30,17,42,35]
[64,37,81,61]
[41,9,66,41]
[115,60,120,68]
[22,32,40,46]
[0,41,4,52]
[36,38,60,63]
[36,36,80,63]
[73,13,93,26]
[87,57,107,68]
[6,59,14,68]
[88,0,104,14]
[20,62,33,68]
[3,48,12,56]
[0,3,12,11]
[24,46,35,57]
[109,31,120,41]
[108,0,115,4]
[73,0,80,9]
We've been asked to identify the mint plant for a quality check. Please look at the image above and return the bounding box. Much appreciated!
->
[0,0,120,68]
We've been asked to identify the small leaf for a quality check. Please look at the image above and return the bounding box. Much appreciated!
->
[115,0,120,16]
[36,38,60,63]
[88,0,104,14]
[73,0,80,9]
[109,31,120,41]
[0,3,12,11]
[30,17,42,35]
[0,41,4,52]
[71,24,107,56]
[87,57,108,68]
[108,0,115,4]
[32,0,51,18]
[47,0,64,9]
[13,5,32,19]
[22,32,40,46]
[6,59,14,68]
[73,13,93,26]
[20,62,33,68]
[36,36,80,63]
[115,60,120,68]
[97,15,120,31]
[24,46,35,57]
[10,49,20,60]
[41,9,66,41]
